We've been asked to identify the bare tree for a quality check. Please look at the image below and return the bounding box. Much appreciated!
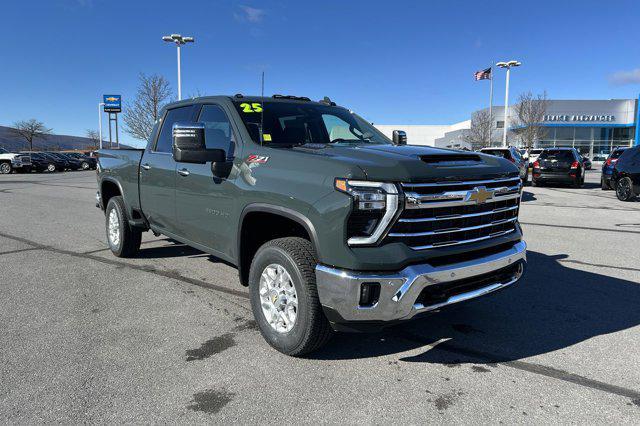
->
[85,129,100,149]
[10,119,52,152]
[463,109,493,150]
[123,73,172,141]
[513,91,549,149]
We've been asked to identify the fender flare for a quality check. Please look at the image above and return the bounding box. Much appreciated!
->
[237,203,321,279]
[99,177,125,210]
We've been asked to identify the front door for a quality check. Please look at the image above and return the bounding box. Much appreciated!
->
[175,103,240,256]
[139,105,197,234]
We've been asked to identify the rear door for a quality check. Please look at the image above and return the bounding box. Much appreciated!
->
[140,105,197,234]
[175,103,240,257]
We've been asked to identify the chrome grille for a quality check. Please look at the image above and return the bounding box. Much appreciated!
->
[387,176,522,250]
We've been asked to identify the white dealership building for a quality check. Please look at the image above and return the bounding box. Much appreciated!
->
[376,96,640,160]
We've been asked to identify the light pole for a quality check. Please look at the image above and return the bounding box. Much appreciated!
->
[496,60,521,147]
[162,34,195,101]
[98,102,104,150]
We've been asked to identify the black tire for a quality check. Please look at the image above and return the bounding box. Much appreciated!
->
[105,196,142,257]
[81,161,90,170]
[573,176,583,188]
[615,177,636,202]
[532,179,539,187]
[249,237,332,356]
[601,177,610,190]
[0,162,12,174]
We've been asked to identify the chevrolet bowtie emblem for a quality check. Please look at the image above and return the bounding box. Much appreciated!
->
[465,186,494,204]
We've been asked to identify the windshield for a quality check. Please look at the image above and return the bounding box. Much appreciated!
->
[232,100,391,146]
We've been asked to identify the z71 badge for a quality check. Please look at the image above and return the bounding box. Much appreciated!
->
[246,155,269,164]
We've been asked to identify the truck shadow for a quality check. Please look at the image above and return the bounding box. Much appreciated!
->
[521,190,536,202]
[312,250,640,362]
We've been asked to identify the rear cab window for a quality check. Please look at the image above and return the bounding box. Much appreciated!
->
[482,149,510,159]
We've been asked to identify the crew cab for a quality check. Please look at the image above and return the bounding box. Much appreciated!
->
[96,95,527,355]
[0,147,32,174]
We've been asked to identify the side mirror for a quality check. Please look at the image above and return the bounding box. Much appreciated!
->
[392,130,407,145]
[172,122,225,164]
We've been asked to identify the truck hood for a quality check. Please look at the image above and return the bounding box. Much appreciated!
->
[290,144,518,182]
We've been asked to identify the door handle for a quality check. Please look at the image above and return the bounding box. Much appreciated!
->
[141,163,151,170]
[177,168,190,177]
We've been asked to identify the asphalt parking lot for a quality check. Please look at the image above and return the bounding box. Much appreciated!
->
[0,170,639,423]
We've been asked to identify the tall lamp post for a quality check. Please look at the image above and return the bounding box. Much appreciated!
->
[98,102,104,150]
[496,60,521,147]
[162,34,195,101]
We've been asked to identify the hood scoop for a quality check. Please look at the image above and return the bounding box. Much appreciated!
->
[419,154,481,166]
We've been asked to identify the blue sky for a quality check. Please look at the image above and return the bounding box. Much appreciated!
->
[2,0,640,147]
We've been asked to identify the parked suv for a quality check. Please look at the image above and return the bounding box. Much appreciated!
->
[611,146,640,201]
[531,148,585,187]
[601,147,628,190]
[479,147,528,183]
[96,95,527,355]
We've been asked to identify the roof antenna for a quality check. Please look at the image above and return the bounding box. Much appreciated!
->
[260,71,265,146]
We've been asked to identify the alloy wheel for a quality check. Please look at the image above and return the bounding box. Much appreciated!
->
[258,263,298,333]
[0,163,11,174]
[107,209,120,247]
[617,178,632,200]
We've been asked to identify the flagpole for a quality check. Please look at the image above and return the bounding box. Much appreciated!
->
[488,62,494,146]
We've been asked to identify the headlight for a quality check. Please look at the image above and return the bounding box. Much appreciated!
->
[335,179,400,246]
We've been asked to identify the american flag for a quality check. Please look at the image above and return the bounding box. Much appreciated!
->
[474,67,492,81]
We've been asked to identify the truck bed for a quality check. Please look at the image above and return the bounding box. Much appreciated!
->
[97,148,144,213]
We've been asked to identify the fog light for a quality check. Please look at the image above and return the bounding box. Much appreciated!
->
[359,282,381,307]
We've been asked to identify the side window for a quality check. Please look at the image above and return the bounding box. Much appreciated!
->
[198,104,235,157]
[154,105,195,153]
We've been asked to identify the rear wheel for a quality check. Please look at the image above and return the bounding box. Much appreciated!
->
[105,196,142,257]
[81,161,90,170]
[46,163,56,172]
[615,177,636,201]
[249,237,332,356]
[0,162,12,174]
[601,176,610,190]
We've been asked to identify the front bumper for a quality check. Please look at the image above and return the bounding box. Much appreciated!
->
[316,240,526,327]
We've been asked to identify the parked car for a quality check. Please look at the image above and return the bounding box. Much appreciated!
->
[39,152,68,171]
[96,95,527,356]
[601,147,628,190]
[64,152,97,170]
[611,146,640,201]
[528,148,544,165]
[479,147,529,183]
[21,152,58,172]
[45,152,81,170]
[531,148,585,187]
[582,156,592,170]
[0,147,32,174]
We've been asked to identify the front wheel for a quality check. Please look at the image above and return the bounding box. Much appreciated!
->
[105,196,142,257]
[81,162,90,170]
[46,163,56,173]
[616,177,636,201]
[249,237,332,356]
[0,162,12,174]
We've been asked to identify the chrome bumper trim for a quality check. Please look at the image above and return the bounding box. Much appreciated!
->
[315,240,526,323]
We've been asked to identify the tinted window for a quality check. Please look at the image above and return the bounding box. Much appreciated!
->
[539,149,574,161]
[617,147,638,165]
[610,149,626,160]
[155,106,196,153]
[198,104,235,156]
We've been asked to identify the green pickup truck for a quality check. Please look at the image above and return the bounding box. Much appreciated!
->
[96,95,527,355]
